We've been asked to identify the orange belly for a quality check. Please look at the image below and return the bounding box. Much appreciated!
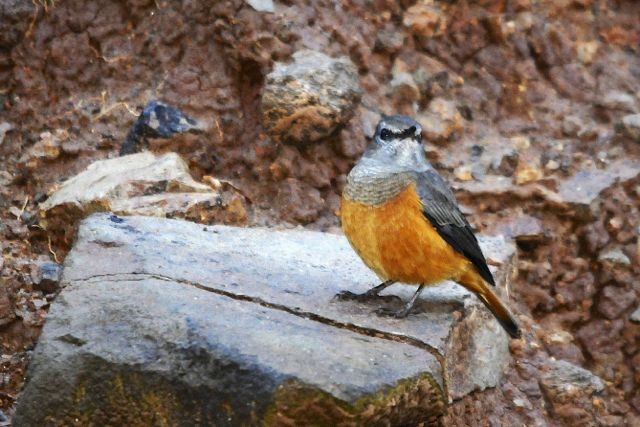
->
[341,183,471,284]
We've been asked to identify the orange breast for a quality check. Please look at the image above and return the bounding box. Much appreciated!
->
[340,183,471,285]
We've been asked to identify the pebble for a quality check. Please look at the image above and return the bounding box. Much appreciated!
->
[615,114,640,142]
[598,247,631,266]
[418,98,463,142]
[598,90,637,112]
[0,122,12,145]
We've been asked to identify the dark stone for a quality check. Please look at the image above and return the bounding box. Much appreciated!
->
[31,261,63,294]
[120,100,204,155]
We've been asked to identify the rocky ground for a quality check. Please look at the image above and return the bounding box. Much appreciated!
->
[1,0,640,425]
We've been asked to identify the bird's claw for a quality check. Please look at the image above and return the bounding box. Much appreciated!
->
[374,305,413,318]
[334,291,402,304]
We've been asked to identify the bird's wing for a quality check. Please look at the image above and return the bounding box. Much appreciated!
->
[414,169,495,286]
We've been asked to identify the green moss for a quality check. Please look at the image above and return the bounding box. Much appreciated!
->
[263,373,446,427]
[57,372,182,427]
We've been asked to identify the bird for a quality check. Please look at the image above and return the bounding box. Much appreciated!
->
[338,114,521,339]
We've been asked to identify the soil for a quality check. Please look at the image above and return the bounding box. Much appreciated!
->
[1,0,639,425]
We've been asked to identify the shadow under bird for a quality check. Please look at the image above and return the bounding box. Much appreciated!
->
[339,115,521,339]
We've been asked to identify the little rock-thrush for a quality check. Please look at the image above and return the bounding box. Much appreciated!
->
[339,115,521,338]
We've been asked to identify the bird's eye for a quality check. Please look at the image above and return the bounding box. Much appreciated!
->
[379,128,392,141]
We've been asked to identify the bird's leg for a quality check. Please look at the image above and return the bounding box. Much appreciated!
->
[334,280,395,302]
[376,284,426,318]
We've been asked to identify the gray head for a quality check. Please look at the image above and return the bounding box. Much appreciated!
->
[361,115,428,171]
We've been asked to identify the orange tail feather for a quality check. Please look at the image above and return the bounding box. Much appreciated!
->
[459,271,521,339]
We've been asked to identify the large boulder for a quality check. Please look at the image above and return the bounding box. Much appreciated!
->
[15,213,517,425]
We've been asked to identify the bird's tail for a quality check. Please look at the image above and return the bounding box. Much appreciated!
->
[459,270,521,339]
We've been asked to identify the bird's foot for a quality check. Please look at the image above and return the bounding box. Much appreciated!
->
[333,290,401,304]
[375,305,413,319]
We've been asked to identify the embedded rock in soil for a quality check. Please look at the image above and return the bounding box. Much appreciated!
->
[38,152,247,247]
[556,159,640,218]
[15,213,518,425]
[616,113,640,142]
[30,260,63,294]
[119,100,205,156]
[597,90,637,113]
[491,213,545,248]
[631,306,640,323]
[0,122,12,145]
[20,129,67,169]
[403,0,447,38]
[261,50,362,144]
[418,98,463,142]
[539,359,604,422]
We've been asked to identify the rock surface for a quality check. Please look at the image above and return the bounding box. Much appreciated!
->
[418,98,463,142]
[261,50,362,144]
[539,359,605,422]
[38,152,247,247]
[556,160,640,218]
[616,113,640,142]
[15,213,517,425]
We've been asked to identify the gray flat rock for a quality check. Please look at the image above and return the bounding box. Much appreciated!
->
[15,213,517,425]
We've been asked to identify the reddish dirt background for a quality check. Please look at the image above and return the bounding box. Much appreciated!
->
[1,0,640,425]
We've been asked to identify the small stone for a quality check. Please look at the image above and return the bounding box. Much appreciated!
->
[412,55,463,99]
[375,26,404,53]
[454,165,474,181]
[246,0,274,13]
[0,122,12,145]
[598,247,631,265]
[608,217,623,230]
[390,71,421,103]
[32,296,49,310]
[488,148,519,177]
[493,213,545,247]
[61,140,84,156]
[23,129,68,168]
[510,135,531,150]
[597,90,637,112]
[562,115,585,137]
[403,0,446,38]
[418,98,463,142]
[31,261,63,293]
[576,41,599,64]
[540,330,585,365]
[540,359,604,406]
[596,285,635,320]
[615,114,640,142]
[120,100,204,155]
[545,159,560,171]
[262,50,362,144]
[631,306,640,323]
[513,157,543,185]
[0,170,12,186]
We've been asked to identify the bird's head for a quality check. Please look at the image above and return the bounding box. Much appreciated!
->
[362,115,426,170]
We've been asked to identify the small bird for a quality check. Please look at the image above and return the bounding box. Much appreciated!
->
[339,115,521,338]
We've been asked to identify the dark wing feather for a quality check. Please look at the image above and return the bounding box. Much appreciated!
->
[415,169,495,286]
